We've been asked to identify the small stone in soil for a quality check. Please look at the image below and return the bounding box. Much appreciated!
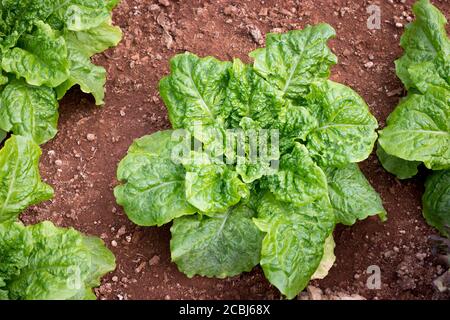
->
[149,255,160,266]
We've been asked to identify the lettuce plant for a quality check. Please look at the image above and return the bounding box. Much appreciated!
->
[0,0,122,222]
[115,25,386,299]
[378,0,449,237]
[0,220,115,300]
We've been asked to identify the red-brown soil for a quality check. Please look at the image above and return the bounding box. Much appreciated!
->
[22,0,450,300]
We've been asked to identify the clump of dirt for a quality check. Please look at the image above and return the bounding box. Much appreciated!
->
[22,0,450,300]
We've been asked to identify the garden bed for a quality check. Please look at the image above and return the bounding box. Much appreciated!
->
[22,0,450,300]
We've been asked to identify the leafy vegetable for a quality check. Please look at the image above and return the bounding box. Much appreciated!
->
[0,220,115,300]
[0,135,53,223]
[423,170,450,238]
[115,26,384,298]
[378,0,450,172]
[0,1,121,221]
[377,0,450,291]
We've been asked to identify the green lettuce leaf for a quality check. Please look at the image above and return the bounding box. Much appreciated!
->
[423,170,450,237]
[159,53,231,129]
[395,0,450,92]
[250,24,337,98]
[324,163,387,225]
[0,79,58,145]
[378,87,450,170]
[170,204,263,278]
[0,130,6,143]
[376,143,420,179]
[254,193,334,299]
[0,220,115,300]
[263,143,328,206]
[304,80,379,167]
[114,130,196,227]
[56,21,122,105]
[185,164,249,214]
[47,0,111,31]
[1,21,69,87]
[225,59,283,128]
[0,136,53,223]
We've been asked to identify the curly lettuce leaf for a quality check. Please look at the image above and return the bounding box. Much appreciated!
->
[0,136,53,223]
[423,170,450,237]
[376,143,420,179]
[379,87,450,170]
[160,53,231,129]
[395,0,450,92]
[170,204,263,278]
[0,79,58,145]
[1,21,69,87]
[263,143,328,206]
[324,163,386,225]
[250,24,337,98]
[0,221,115,300]
[114,130,196,227]
[185,164,249,214]
[254,193,334,299]
[304,80,379,167]
[225,59,283,128]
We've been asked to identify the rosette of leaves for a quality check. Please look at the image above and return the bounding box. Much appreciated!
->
[0,0,122,222]
[0,220,115,300]
[377,0,449,238]
[115,25,386,299]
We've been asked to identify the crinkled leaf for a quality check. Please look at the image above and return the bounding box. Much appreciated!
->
[423,170,450,237]
[62,21,122,58]
[47,0,110,31]
[185,164,249,214]
[254,193,334,299]
[0,136,53,223]
[250,24,337,98]
[1,21,69,87]
[159,53,231,129]
[304,80,379,167]
[225,59,283,128]
[378,87,450,170]
[0,79,58,145]
[376,143,420,179]
[279,102,318,152]
[324,163,386,226]
[114,130,196,226]
[395,0,450,91]
[0,221,115,300]
[264,143,328,206]
[170,204,263,278]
